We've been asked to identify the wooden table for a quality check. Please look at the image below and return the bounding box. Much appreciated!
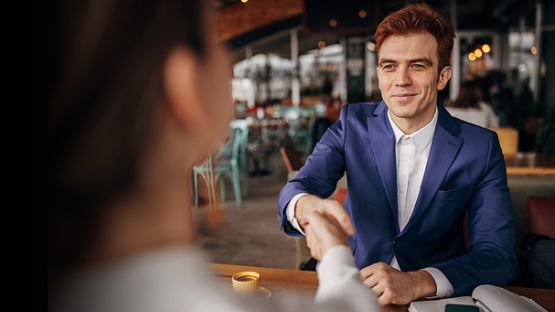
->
[506,153,555,176]
[212,263,555,311]
[507,166,555,175]
[212,263,318,295]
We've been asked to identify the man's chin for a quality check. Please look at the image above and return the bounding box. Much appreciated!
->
[387,105,415,119]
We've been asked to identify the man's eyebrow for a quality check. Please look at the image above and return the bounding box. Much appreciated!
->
[378,58,433,66]
[378,58,397,66]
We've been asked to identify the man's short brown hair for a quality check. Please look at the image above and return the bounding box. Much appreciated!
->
[374,3,455,71]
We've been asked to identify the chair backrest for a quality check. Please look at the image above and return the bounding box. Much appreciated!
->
[230,119,250,151]
[215,130,234,158]
[215,126,247,161]
[527,196,555,238]
[230,127,248,162]
[492,127,519,158]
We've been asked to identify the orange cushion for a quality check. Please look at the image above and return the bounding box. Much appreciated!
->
[527,197,555,238]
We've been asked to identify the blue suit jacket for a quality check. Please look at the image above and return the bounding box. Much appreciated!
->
[278,101,517,296]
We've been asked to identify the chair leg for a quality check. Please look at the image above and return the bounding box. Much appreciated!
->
[231,167,242,208]
[193,171,199,208]
[237,151,247,196]
[241,156,249,196]
[219,175,226,202]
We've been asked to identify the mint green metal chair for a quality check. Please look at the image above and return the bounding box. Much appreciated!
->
[193,126,248,209]
[230,119,251,196]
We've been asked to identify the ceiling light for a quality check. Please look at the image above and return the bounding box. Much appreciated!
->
[531,46,538,55]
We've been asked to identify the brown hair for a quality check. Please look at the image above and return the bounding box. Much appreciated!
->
[450,80,483,109]
[49,0,206,276]
[374,3,455,71]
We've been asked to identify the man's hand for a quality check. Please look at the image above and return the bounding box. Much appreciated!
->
[296,194,355,235]
[303,211,349,260]
[295,195,355,260]
[360,262,437,306]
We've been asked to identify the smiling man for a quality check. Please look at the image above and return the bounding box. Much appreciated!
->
[278,3,517,306]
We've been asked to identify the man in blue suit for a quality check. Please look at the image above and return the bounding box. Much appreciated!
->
[278,3,517,306]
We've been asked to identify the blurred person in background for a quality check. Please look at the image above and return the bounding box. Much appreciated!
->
[312,73,342,152]
[446,80,499,129]
[485,70,514,126]
[48,1,379,311]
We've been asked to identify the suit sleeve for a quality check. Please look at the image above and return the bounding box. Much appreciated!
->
[277,106,348,236]
[431,132,518,296]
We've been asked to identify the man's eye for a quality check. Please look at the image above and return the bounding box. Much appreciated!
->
[411,63,426,69]
[382,64,396,71]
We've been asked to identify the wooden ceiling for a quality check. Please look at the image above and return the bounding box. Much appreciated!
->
[217,0,539,63]
[217,0,302,42]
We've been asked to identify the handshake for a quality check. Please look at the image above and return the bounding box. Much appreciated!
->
[296,195,437,306]
[295,194,355,260]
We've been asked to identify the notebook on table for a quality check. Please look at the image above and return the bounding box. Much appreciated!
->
[408,285,548,312]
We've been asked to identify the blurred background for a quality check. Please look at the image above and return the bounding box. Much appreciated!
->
[220,0,554,154]
[195,0,555,284]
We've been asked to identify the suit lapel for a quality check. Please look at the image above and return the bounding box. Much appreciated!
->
[367,102,398,230]
[400,106,462,235]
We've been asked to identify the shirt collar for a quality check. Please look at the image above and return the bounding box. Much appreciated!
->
[387,106,438,152]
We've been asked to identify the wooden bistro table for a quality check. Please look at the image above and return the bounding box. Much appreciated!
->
[211,263,555,311]
[505,152,555,176]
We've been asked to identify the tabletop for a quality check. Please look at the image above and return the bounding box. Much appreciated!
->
[506,153,555,176]
[211,263,555,311]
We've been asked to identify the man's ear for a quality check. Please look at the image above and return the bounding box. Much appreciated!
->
[437,66,452,91]
[163,46,206,130]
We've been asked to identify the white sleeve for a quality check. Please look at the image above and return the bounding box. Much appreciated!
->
[285,193,308,235]
[315,245,379,311]
[422,267,454,298]
[204,246,380,312]
[483,102,499,128]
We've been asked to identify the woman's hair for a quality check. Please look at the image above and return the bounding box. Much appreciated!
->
[374,3,455,71]
[49,0,206,276]
[450,80,483,109]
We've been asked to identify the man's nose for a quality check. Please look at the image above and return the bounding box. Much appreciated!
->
[394,67,412,86]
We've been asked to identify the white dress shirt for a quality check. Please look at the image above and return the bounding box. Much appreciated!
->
[286,106,454,298]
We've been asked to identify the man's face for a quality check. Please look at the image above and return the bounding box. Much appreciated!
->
[377,32,451,130]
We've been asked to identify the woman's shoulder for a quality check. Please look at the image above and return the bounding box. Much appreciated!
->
[479,101,495,111]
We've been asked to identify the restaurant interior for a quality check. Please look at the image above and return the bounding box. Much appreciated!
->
[191,0,555,302]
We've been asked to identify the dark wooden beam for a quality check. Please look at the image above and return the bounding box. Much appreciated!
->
[217,0,303,42]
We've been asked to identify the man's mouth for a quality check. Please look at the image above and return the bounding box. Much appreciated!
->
[392,93,417,98]
[391,93,418,104]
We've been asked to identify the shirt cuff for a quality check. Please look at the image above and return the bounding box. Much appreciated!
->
[422,267,454,298]
[315,245,380,308]
[285,193,308,235]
